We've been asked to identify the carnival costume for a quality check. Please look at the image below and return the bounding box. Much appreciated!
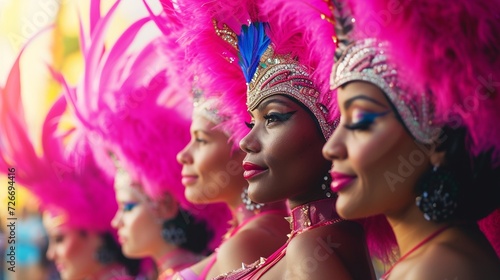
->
[0,40,137,280]
[51,0,232,278]
[168,0,398,279]
[150,1,292,279]
[331,0,500,277]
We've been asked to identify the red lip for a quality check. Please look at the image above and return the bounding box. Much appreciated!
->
[330,171,356,192]
[118,231,127,245]
[242,162,268,180]
[181,175,198,186]
[117,233,127,244]
[55,263,64,272]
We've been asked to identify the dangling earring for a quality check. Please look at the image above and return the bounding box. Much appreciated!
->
[241,188,264,211]
[161,211,188,246]
[416,165,459,222]
[321,174,333,198]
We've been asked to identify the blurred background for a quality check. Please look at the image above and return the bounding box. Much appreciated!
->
[0,0,162,279]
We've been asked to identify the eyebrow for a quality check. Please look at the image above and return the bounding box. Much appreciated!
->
[193,129,211,135]
[257,97,291,112]
[344,95,388,110]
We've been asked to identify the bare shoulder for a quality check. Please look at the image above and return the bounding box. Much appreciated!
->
[288,220,364,253]
[216,220,289,272]
[285,223,355,280]
[401,241,500,280]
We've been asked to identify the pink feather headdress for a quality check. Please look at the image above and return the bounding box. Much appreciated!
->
[237,0,339,139]
[185,0,338,139]
[346,0,500,163]
[160,0,254,151]
[0,48,117,233]
[54,0,231,250]
[175,0,396,262]
[333,0,500,257]
[175,0,338,141]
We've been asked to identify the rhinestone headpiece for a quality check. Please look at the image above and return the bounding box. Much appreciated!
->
[331,38,440,144]
[247,47,333,139]
[192,87,228,126]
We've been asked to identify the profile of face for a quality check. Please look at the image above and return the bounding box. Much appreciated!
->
[111,171,165,258]
[44,217,103,280]
[239,95,330,205]
[323,81,431,219]
[177,114,247,205]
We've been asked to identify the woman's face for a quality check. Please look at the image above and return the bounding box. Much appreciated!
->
[111,174,164,258]
[323,81,431,219]
[44,218,102,280]
[177,115,247,206]
[239,95,330,206]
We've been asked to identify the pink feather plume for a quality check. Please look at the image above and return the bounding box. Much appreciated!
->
[169,0,256,150]
[0,48,116,233]
[57,0,231,250]
[353,0,500,164]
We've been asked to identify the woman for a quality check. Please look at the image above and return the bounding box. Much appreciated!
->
[55,1,230,278]
[323,0,500,278]
[0,51,141,280]
[44,214,140,280]
[110,151,216,280]
[197,0,394,278]
[174,96,290,279]
[172,1,291,278]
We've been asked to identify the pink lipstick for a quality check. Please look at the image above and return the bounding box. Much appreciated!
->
[242,162,268,180]
[181,175,198,186]
[330,171,356,192]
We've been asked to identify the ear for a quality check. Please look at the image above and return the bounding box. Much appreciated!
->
[155,192,179,220]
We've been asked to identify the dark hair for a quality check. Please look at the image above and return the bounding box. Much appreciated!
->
[433,126,500,222]
[100,232,142,276]
[163,209,214,255]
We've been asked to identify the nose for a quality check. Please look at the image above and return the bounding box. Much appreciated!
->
[176,143,193,165]
[46,243,55,261]
[322,126,347,161]
[239,128,260,154]
[111,210,123,229]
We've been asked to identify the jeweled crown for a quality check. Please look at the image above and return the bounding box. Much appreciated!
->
[247,46,333,139]
[331,38,440,144]
[192,86,228,126]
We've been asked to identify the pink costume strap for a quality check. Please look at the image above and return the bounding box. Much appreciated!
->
[198,255,217,280]
[198,208,289,279]
[214,198,342,279]
[174,268,199,280]
[160,262,196,280]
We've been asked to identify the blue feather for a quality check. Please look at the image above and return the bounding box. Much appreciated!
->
[237,22,271,83]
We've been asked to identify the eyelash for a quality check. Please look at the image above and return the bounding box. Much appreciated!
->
[54,235,64,243]
[344,111,389,131]
[245,111,296,129]
[195,137,207,144]
[123,202,138,212]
